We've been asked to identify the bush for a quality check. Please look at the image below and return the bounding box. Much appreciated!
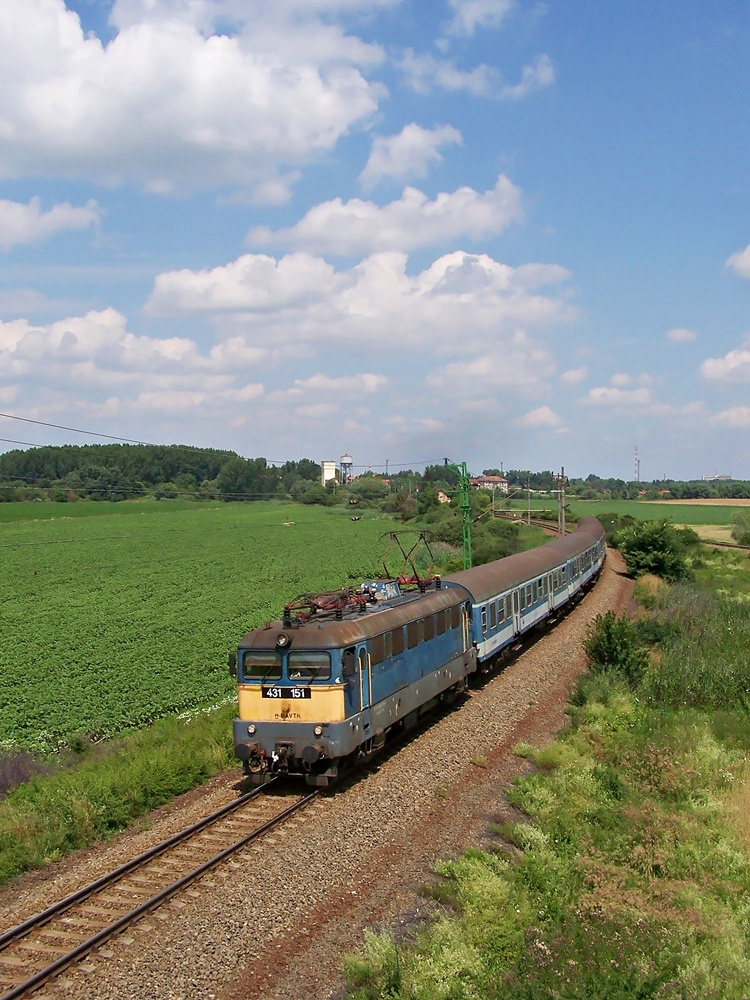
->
[615,520,692,582]
[583,611,649,687]
[731,509,750,546]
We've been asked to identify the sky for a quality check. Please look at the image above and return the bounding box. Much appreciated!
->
[0,0,749,482]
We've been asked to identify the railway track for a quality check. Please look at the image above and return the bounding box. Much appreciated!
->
[0,782,319,1000]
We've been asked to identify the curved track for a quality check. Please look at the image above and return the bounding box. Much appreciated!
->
[0,784,318,1000]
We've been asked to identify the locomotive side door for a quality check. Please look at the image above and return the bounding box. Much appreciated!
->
[358,647,372,711]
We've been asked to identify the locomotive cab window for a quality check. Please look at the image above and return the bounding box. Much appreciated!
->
[369,637,385,666]
[450,605,461,629]
[423,615,435,641]
[242,650,282,681]
[342,646,357,675]
[288,651,331,680]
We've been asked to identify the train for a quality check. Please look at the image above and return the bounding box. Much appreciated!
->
[230,516,606,786]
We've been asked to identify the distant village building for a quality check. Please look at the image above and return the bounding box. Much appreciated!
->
[469,475,509,493]
[702,473,732,482]
[320,460,337,485]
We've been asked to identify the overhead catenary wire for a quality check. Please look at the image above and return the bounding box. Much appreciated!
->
[0,411,154,445]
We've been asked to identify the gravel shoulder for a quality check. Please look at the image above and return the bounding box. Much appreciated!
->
[9,549,633,1000]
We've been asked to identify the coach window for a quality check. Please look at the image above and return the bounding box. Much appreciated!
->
[481,607,487,635]
[526,584,533,606]
[391,627,405,655]
[489,603,496,629]
[519,589,526,611]
[423,614,434,641]
[242,650,281,681]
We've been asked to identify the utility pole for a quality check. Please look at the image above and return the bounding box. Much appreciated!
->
[527,477,531,525]
[556,466,567,537]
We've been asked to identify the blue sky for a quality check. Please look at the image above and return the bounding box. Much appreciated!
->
[1,0,749,481]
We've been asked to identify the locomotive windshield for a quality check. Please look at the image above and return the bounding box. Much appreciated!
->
[242,650,282,681]
[287,651,331,681]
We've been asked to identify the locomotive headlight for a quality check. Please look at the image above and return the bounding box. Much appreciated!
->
[276,632,292,649]
[313,725,323,737]
[247,724,257,735]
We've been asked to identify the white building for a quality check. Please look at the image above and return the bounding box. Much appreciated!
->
[321,460,337,485]
[469,475,509,493]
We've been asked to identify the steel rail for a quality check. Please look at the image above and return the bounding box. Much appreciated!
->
[0,782,271,954]
[0,786,319,1000]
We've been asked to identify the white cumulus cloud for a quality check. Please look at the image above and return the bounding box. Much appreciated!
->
[726,244,750,280]
[0,0,383,194]
[560,366,588,384]
[359,123,462,189]
[0,198,101,251]
[666,327,697,342]
[397,49,553,100]
[247,175,523,256]
[146,249,574,356]
[583,386,653,407]
[711,406,750,428]
[513,405,564,429]
[700,339,750,382]
[445,0,516,37]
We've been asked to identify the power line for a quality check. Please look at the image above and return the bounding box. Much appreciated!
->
[0,437,40,448]
[0,411,152,445]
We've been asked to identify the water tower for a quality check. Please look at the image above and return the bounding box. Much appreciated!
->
[340,454,353,484]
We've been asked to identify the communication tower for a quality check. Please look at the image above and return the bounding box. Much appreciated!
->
[634,445,640,483]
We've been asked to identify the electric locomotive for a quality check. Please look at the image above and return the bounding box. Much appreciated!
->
[231,580,475,786]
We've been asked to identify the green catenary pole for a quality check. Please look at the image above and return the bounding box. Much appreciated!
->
[444,458,472,569]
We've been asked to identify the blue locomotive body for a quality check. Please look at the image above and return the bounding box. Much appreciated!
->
[231,517,606,785]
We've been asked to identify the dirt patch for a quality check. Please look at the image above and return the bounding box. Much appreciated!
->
[685,525,736,543]
[649,498,750,506]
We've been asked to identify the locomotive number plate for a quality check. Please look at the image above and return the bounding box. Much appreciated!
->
[262,686,311,699]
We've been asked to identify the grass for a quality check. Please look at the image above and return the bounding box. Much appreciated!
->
[0,497,223,522]
[568,498,744,525]
[342,549,750,999]
[0,705,236,884]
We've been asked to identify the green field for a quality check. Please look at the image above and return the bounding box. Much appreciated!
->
[504,496,745,526]
[0,501,399,753]
[568,498,744,525]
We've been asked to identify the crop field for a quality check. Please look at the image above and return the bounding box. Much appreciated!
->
[567,498,743,524]
[0,502,399,753]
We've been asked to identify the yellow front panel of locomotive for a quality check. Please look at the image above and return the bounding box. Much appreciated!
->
[237,685,346,723]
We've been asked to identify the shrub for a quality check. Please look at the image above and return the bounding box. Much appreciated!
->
[731,509,750,546]
[615,520,692,582]
[583,611,649,686]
